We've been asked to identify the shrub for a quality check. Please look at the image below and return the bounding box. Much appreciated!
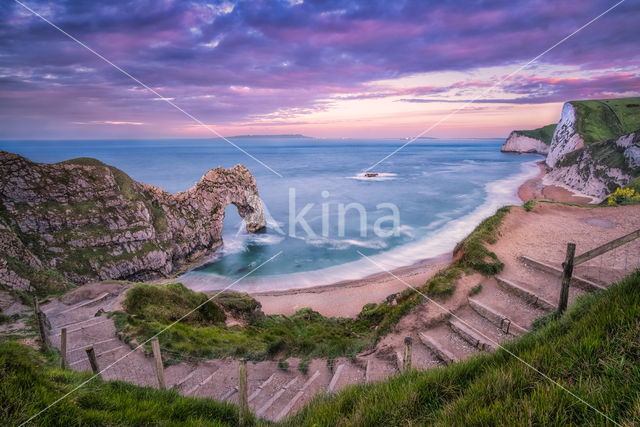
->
[278,358,289,371]
[122,282,226,325]
[523,200,536,211]
[607,186,640,206]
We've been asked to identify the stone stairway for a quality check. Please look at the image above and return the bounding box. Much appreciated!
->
[40,247,632,422]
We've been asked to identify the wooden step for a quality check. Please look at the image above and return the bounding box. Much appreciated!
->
[418,332,456,364]
[468,298,528,336]
[496,276,555,311]
[520,256,606,292]
[448,319,497,351]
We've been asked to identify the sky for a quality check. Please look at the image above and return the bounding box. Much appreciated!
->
[0,0,639,139]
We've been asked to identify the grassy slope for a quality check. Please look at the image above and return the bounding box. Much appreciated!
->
[3,270,639,426]
[0,342,251,427]
[113,208,511,363]
[571,97,640,145]
[285,270,640,425]
[516,123,557,145]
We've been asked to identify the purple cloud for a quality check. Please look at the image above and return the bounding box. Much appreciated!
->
[0,0,638,138]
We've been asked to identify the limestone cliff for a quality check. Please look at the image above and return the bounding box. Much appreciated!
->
[546,103,584,168]
[501,131,550,155]
[545,132,640,202]
[547,98,640,168]
[0,152,266,291]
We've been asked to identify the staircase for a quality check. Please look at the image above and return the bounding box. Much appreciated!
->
[41,228,640,422]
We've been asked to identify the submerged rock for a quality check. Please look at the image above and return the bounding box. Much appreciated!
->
[0,151,266,289]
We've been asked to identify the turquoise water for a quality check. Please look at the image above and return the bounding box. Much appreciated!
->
[0,138,541,291]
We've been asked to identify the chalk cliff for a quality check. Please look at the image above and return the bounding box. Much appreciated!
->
[0,152,266,291]
[501,131,550,155]
[545,131,640,202]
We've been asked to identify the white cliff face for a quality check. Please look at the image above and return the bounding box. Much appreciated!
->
[546,103,584,168]
[501,131,549,155]
[545,132,640,202]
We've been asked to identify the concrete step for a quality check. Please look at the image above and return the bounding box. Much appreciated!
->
[182,364,221,396]
[469,278,547,331]
[405,335,442,370]
[274,370,322,422]
[495,276,555,311]
[191,360,239,400]
[468,298,527,337]
[326,359,365,393]
[419,322,477,364]
[364,358,395,383]
[250,371,298,413]
[256,376,300,419]
[448,319,497,352]
[520,256,606,292]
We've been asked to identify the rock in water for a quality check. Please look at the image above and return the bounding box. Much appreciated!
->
[0,152,266,288]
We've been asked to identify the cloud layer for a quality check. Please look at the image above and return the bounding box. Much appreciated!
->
[0,0,639,138]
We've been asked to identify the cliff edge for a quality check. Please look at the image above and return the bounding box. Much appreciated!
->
[0,152,266,291]
[501,124,555,155]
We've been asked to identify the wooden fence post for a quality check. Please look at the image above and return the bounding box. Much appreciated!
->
[32,296,48,350]
[85,346,101,377]
[403,337,413,371]
[60,328,67,369]
[151,337,166,390]
[238,358,248,426]
[558,243,576,314]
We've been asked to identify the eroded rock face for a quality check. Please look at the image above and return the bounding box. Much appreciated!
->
[546,103,584,168]
[501,131,549,155]
[545,132,640,202]
[0,152,266,289]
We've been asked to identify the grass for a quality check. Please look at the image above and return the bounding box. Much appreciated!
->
[0,341,250,426]
[453,206,510,275]
[571,97,640,145]
[468,284,482,297]
[516,123,557,145]
[523,199,536,212]
[284,270,640,425]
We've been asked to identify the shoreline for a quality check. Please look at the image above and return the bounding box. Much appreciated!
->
[251,158,596,318]
[518,161,595,204]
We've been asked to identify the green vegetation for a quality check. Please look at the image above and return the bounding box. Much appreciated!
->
[286,270,640,425]
[0,341,248,426]
[607,187,640,206]
[571,97,640,145]
[625,176,640,193]
[516,123,557,145]
[468,284,482,296]
[523,199,536,212]
[453,206,509,275]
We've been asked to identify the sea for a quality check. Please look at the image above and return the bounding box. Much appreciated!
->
[0,137,541,292]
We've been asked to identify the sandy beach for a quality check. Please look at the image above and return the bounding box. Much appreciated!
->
[252,161,605,318]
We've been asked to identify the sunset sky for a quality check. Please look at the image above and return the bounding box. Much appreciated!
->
[1,0,639,139]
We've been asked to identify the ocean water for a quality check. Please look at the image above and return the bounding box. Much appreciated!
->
[0,138,541,292]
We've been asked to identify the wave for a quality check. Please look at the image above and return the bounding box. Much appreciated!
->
[180,160,540,293]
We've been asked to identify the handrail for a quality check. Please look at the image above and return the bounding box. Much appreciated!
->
[574,229,640,266]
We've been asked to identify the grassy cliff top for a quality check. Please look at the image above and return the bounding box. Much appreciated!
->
[515,124,557,145]
[571,97,640,145]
